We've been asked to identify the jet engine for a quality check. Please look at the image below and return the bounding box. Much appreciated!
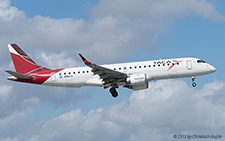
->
[125,73,149,90]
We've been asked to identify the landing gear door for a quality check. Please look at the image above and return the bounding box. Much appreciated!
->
[187,60,192,70]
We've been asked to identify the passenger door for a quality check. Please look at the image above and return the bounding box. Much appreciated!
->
[186,60,192,70]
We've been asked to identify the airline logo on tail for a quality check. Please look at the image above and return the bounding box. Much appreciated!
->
[6,44,62,84]
[8,44,50,74]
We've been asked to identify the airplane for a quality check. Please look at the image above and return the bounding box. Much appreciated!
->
[5,44,216,98]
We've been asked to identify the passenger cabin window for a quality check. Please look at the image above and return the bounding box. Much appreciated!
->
[197,60,206,63]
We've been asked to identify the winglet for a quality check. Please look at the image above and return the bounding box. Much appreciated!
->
[79,54,92,65]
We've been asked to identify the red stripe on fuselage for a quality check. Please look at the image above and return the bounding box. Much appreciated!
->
[32,69,63,84]
[16,69,64,85]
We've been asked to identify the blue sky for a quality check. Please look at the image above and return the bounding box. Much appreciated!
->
[11,0,99,19]
[1,0,225,140]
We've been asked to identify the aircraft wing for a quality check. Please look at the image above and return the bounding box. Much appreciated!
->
[79,54,127,86]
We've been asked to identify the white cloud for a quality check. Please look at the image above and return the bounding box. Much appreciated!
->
[30,80,225,141]
[0,0,10,8]
[0,0,224,65]
[38,51,81,68]
[0,106,42,141]
[1,137,19,141]
[92,0,225,22]
[0,0,24,21]
[0,84,12,103]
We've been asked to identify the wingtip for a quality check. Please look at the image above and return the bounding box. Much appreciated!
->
[78,53,92,65]
[79,53,86,62]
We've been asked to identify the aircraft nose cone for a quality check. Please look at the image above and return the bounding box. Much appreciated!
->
[210,65,216,72]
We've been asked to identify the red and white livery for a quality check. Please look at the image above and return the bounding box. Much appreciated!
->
[6,44,216,98]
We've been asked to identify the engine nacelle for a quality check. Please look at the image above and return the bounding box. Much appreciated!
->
[126,73,149,90]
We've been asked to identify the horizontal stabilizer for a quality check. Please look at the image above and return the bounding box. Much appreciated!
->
[5,70,33,79]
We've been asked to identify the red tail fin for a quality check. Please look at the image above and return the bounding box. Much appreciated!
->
[8,44,50,74]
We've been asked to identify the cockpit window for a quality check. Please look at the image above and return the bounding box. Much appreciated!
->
[197,60,206,63]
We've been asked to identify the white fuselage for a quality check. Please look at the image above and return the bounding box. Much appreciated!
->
[43,57,216,88]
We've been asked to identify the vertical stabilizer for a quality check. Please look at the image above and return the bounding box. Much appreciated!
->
[8,44,50,74]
